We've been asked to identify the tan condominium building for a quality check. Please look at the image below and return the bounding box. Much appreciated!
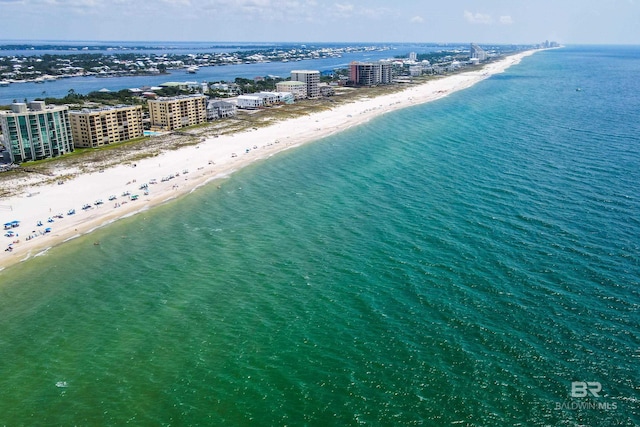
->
[148,94,208,131]
[69,105,143,148]
[275,80,307,99]
[290,70,320,98]
[0,101,73,163]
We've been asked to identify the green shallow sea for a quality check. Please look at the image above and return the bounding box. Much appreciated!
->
[1,47,639,426]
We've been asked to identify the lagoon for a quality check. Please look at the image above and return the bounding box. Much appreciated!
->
[0,43,414,105]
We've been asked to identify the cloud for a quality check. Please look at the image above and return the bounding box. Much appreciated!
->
[161,0,191,5]
[40,0,100,5]
[202,0,273,13]
[30,0,105,15]
[199,0,320,22]
[464,10,514,26]
[334,2,354,14]
[360,7,390,19]
[329,3,391,21]
[499,15,513,25]
[410,15,424,24]
[464,10,492,24]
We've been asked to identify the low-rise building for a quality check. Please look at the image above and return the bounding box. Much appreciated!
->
[207,100,236,120]
[159,81,201,91]
[259,91,295,105]
[237,95,264,109]
[409,65,423,76]
[318,84,335,97]
[0,101,73,163]
[209,83,241,96]
[275,81,307,99]
[276,92,295,104]
[69,105,143,148]
[148,94,207,130]
[257,92,278,106]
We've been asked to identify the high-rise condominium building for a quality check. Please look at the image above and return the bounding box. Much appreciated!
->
[0,101,73,163]
[148,94,208,131]
[290,70,320,98]
[349,61,393,86]
[69,105,143,148]
[470,43,487,61]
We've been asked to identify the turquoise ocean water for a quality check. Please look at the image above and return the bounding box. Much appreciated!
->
[0,46,638,426]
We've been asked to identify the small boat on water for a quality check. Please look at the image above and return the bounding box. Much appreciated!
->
[186,66,199,74]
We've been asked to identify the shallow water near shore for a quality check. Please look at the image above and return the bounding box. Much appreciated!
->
[0,46,639,425]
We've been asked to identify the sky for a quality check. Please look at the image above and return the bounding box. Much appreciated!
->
[0,0,639,45]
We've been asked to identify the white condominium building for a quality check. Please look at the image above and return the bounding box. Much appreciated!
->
[0,101,73,163]
[236,95,264,109]
[470,43,487,61]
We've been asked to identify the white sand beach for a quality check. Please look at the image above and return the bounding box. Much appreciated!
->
[0,50,538,270]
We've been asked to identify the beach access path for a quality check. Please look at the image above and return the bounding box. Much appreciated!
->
[0,50,538,271]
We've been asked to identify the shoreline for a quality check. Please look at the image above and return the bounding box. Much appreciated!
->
[0,50,539,272]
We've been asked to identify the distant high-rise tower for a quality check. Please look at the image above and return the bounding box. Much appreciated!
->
[409,52,417,61]
[470,43,487,61]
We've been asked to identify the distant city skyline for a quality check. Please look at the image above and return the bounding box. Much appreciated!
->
[0,0,638,45]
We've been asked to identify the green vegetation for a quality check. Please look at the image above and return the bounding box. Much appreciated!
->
[232,76,285,94]
[35,88,146,107]
[410,50,470,63]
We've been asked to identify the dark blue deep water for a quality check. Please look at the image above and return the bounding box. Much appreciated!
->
[0,46,638,425]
